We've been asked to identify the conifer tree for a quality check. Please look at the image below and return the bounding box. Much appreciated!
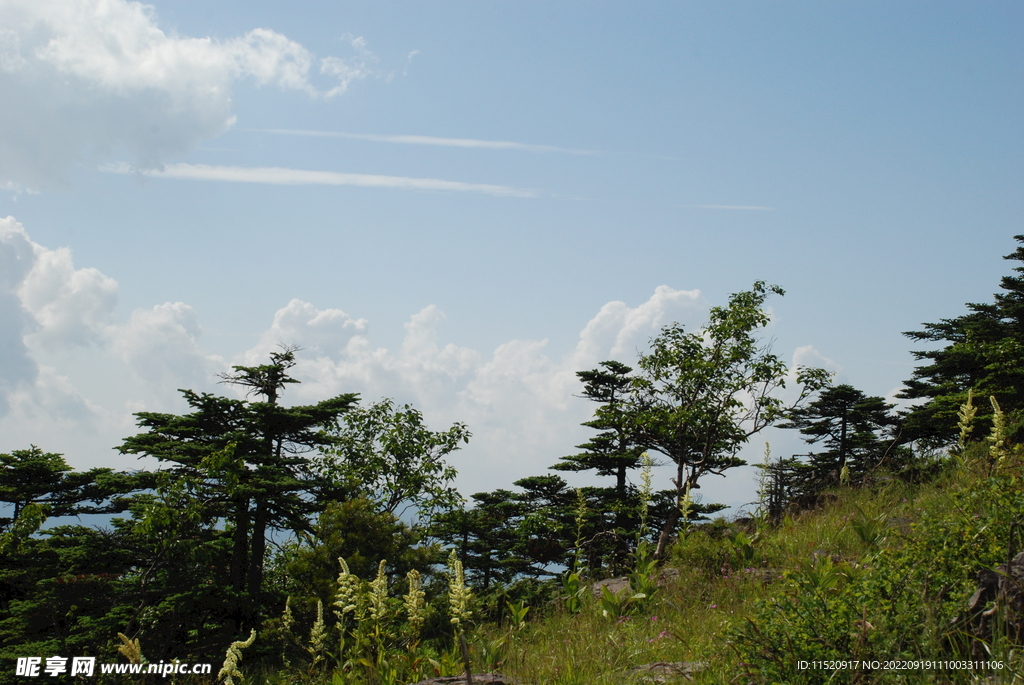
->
[779,384,897,488]
[120,347,359,633]
[551,361,646,567]
[900,235,1024,445]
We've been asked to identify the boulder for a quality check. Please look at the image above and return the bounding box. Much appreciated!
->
[592,576,632,598]
[591,568,682,597]
[952,551,1024,657]
[627,661,707,683]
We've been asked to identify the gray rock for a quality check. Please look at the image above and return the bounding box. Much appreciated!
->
[592,576,632,597]
[591,567,682,598]
[952,550,1024,657]
[627,661,707,683]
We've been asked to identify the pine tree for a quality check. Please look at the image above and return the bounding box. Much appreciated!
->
[779,384,897,489]
[900,236,1024,446]
[120,347,359,633]
[550,361,646,568]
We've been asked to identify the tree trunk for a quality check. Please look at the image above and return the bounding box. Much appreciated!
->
[246,499,269,626]
[654,458,688,560]
[654,505,679,560]
[230,500,250,594]
[228,498,250,634]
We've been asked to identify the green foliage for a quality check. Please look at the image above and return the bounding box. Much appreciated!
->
[560,572,586,615]
[632,282,829,557]
[11,254,1024,684]
[504,599,529,631]
[779,383,900,494]
[0,502,46,554]
[849,506,888,548]
[284,498,434,605]
[900,235,1024,446]
[0,446,144,526]
[552,361,648,570]
[316,398,469,519]
[120,348,360,638]
[732,450,1024,683]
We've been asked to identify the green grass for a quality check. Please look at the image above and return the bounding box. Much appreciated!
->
[462,452,1024,684]
[220,444,1024,684]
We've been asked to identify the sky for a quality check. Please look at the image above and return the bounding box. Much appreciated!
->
[1,0,1021,514]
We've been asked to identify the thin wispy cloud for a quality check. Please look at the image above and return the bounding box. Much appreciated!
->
[103,163,538,197]
[246,129,597,155]
[693,204,776,211]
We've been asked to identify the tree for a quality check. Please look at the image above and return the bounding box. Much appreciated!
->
[900,236,1024,446]
[631,282,828,558]
[779,384,897,482]
[0,446,146,527]
[551,362,645,533]
[314,398,470,520]
[553,362,643,498]
[0,450,153,672]
[120,347,359,632]
[281,498,436,615]
[429,490,527,591]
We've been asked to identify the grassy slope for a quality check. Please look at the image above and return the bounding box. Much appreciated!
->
[482,445,1024,684]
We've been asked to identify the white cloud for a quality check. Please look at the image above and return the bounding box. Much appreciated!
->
[4,365,102,426]
[0,217,42,412]
[241,290,709,494]
[2,216,826,507]
[247,129,598,155]
[249,298,370,359]
[18,245,117,349]
[0,216,222,431]
[791,344,843,380]
[104,162,540,197]
[0,217,711,486]
[108,302,221,390]
[0,0,377,188]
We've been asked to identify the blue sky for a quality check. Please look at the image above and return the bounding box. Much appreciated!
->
[1,0,1021,512]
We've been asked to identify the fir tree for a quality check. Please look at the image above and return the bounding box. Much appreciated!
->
[900,235,1024,446]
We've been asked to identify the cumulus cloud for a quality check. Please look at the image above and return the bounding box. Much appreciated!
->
[18,244,117,349]
[3,215,825,504]
[0,0,377,188]
[108,302,221,390]
[791,344,843,381]
[1,223,712,483]
[0,217,42,410]
[241,289,709,493]
[0,216,221,425]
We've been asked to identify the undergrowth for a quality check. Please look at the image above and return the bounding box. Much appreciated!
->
[208,429,1024,684]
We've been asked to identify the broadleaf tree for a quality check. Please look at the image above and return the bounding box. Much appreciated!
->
[631,282,829,558]
[314,398,470,520]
